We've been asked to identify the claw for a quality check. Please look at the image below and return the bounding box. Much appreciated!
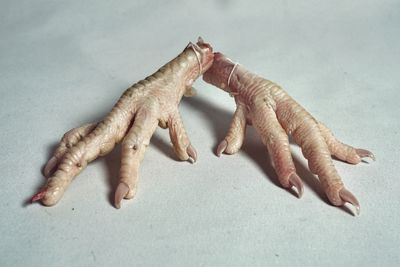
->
[289,173,304,198]
[339,188,360,215]
[356,148,375,161]
[186,144,197,163]
[216,140,228,157]
[31,188,47,203]
[114,182,129,209]
[43,156,58,177]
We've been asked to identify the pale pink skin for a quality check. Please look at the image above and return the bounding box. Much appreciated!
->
[203,52,375,215]
[33,38,214,208]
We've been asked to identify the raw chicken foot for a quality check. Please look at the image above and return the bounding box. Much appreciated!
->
[32,38,214,208]
[203,52,374,215]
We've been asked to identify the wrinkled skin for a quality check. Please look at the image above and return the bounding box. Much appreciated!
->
[203,52,375,215]
[32,38,214,208]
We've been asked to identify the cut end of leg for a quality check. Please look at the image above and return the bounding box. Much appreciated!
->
[186,144,197,163]
[114,182,130,209]
[356,148,376,162]
[216,140,228,157]
[339,188,360,216]
[289,173,304,198]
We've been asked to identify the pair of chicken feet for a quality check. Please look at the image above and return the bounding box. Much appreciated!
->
[203,52,374,215]
[32,38,214,208]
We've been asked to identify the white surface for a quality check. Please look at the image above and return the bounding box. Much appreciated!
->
[1,1,399,266]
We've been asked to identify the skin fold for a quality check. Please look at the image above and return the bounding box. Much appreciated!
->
[32,38,214,209]
[203,52,375,215]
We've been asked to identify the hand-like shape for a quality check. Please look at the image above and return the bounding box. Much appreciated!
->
[203,52,374,215]
[32,38,214,208]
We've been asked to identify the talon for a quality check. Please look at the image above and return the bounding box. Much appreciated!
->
[216,140,228,157]
[43,156,58,177]
[339,188,360,215]
[114,182,130,209]
[356,148,375,161]
[186,144,197,163]
[31,189,47,203]
[289,173,304,198]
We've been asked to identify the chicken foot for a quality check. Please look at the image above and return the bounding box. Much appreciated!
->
[203,52,374,215]
[32,38,214,208]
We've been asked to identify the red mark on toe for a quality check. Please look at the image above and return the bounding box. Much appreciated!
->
[31,189,47,203]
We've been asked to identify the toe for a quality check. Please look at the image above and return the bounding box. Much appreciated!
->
[43,156,58,177]
[289,173,304,198]
[355,148,375,162]
[186,144,197,163]
[114,182,130,209]
[216,140,228,157]
[339,188,360,215]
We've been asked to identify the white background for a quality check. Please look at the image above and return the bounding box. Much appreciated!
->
[1,0,399,266]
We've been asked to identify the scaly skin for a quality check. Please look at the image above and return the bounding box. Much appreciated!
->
[203,52,375,215]
[32,38,214,208]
